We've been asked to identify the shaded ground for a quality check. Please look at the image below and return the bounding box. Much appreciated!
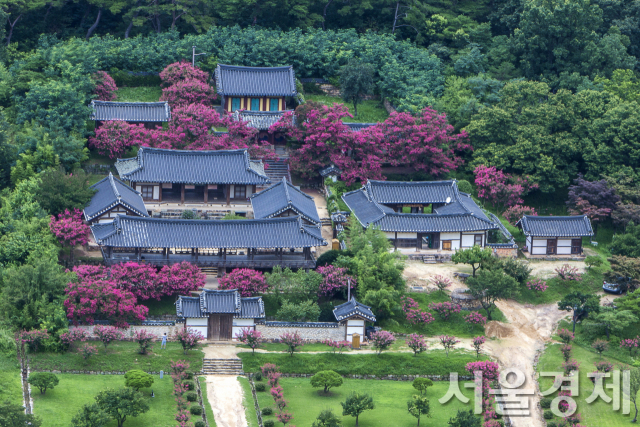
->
[302,188,333,257]
[204,375,248,427]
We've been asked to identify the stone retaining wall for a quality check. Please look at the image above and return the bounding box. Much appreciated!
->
[277,373,474,381]
[73,324,182,338]
[494,247,518,258]
[256,324,345,341]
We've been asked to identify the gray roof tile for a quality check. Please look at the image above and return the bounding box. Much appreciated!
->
[233,110,292,130]
[84,173,149,221]
[176,291,265,318]
[517,215,594,237]
[215,64,297,97]
[90,101,170,122]
[201,289,240,314]
[344,123,377,132]
[115,147,270,185]
[251,177,321,225]
[319,164,342,178]
[374,213,498,233]
[333,298,376,322]
[238,297,265,319]
[366,180,458,204]
[91,215,327,249]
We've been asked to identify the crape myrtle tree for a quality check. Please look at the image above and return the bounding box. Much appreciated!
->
[341,392,375,427]
[218,268,268,297]
[474,165,538,212]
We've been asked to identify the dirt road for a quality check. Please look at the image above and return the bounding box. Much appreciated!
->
[204,375,248,427]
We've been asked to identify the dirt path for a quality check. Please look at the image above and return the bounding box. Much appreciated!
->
[204,375,248,427]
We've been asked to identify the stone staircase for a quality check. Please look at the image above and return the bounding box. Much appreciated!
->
[320,217,332,227]
[264,159,291,183]
[202,358,244,375]
[200,267,218,276]
[422,255,436,264]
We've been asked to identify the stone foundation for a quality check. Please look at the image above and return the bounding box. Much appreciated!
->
[256,322,346,341]
[72,324,182,338]
[493,247,518,258]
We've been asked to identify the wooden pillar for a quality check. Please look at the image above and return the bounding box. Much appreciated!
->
[204,186,208,203]
[226,186,230,206]
[181,184,185,204]
[252,185,256,195]
[136,247,141,261]
[394,232,398,250]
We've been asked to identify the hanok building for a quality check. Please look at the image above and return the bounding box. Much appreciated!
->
[83,173,149,224]
[91,215,327,270]
[114,147,270,205]
[333,298,376,343]
[251,177,321,226]
[215,64,297,113]
[90,100,171,129]
[517,215,594,257]
[176,290,265,341]
[232,110,292,151]
[319,164,342,182]
[344,123,376,132]
[343,180,499,251]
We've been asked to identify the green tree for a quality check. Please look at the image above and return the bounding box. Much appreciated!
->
[412,378,433,395]
[0,400,42,427]
[616,288,640,317]
[95,388,149,427]
[466,269,519,320]
[595,69,640,103]
[124,370,154,391]
[71,403,111,427]
[341,392,375,427]
[0,0,47,45]
[451,246,493,277]
[626,367,640,423]
[310,370,343,394]
[339,60,374,117]
[362,287,400,320]
[10,144,60,185]
[27,372,59,394]
[407,394,431,426]
[584,308,638,340]
[312,409,343,427]
[36,168,96,215]
[557,291,601,333]
[610,224,640,258]
[276,300,321,322]
[447,409,481,427]
[0,109,16,190]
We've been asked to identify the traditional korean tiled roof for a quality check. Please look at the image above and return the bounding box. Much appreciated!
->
[215,64,297,97]
[342,181,498,233]
[232,110,292,131]
[365,180,458,204]
[115,147,270,185]
[333,298,376,322]
[91,215,327,249]
[176,291,265,319]
[83,173,149,221]
[319,164,342,178]
[90,101,171,122]
[344,123,377,132]
[516,215,594,237]
[251,177,321,225]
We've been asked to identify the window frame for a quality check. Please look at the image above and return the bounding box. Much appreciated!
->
[231,97,241,111]
[442,240,452,251]
[234,185,246,199]
[474,234,483,246]
[269,98,279,111]
[250,98,260,111]
[140,185,154,200]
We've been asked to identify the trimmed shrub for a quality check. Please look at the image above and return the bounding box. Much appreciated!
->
[183,381,195,391]
[540,397,552,409]
[254,371,263,381]
[543,410,553,420]
[262,407,273,416]
[190,405,203,416]
[194,422,206,427]
[264,420,275,427]
[255,383,266,392]
[186,392,198,402]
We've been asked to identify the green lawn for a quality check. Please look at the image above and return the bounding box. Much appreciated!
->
[537,342,639,426]
[29,341,203,373]
[88,174,108,186]
[238,376,260,427]
[199,376,217,427]
[0,354,22,405]
[32,373,206,427]
[256,377,480,427]
[382,291,505,338]
[116,86,163,102]
[305,94,388,123]
[239,351,485,377]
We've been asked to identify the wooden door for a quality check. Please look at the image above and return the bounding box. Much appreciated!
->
[546,239,557,255]
[208,315,220,340]
[571,239,582,254]
[442,241,452,251]
[220,314,233,340]
[207,314,233,340]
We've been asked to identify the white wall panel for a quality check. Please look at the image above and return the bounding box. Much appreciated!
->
[461,234,475,247]
[532,238,548,247]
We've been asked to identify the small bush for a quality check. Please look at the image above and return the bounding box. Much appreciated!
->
[255,382,266,392]
[194,421,205,427]
[543,410,553,420]
[186,372,195,380]
[110,69,161,87]
[186,392,198,402]
[456,180,473,194]
[264,420,275,427]
[540,397,552,409]
[254,371,263,381]
[190,405,203,416]
[262,407,273,415]
[183,381,195,391]
[547,422,557,427]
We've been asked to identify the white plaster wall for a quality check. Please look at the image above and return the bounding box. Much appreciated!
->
[384,232,395,239]
[247,186,253,197]
[532,238,547,247]
[440,232,459,240]
[526,236,532,251]
[461,234,475,247]
[186,318,208,338]
[396,232,417,238]
[153,185,159,200]
[230,185,235,198]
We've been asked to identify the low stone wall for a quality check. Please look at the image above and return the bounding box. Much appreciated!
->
[72,324,182,338]
[278,373,474,381]
[256,322,345,341]
[494,247,518,258]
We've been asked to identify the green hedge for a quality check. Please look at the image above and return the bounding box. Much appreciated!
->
[238,352,483,377]
[110,69,162,87]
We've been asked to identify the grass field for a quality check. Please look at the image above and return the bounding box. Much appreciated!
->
[305,94,389,123]
[255,377,480,427]
[29,341,203,373]
[199,376,217,427]
[116,86,163,102]
[537,342,639,426]
[238,376,260,427]
[0,354,23,405]
[32,373,206,427]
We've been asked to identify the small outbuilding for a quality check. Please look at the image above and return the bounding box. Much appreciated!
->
[251,177,321,226]
[333,298,376,343]
[90,100,171,128]
[83,173,149,224]
[319,164,342,182]
[516,215,594,256]
[176,289,265,340]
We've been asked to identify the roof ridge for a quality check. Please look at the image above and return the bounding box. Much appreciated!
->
[283,176,292,203]
[116,214,304,225]
[285,179,314,201]
[108,172,121,201]
[368,179,456,186]
[218,64,293,71]
[450,181,471,214]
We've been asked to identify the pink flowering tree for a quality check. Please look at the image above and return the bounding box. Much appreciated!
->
[168,103,221,149]
[465,361,500,423]
[370,330,396,355]
[472,336,486,359]
[157,262,206,297]
[560,344,572,362]
[235,328,263,353]
[50,208,90,263]
[526,279,548,292]
[428,301,462,320]
[474,165,538,211]
[59,328,88,351]
[502,205,538,226]
[439,335,460,357]
[276,411,294,426]
[464,311,487,329]
[80,343,98,360]
[21,329,50,352]
[431,275,452,293]
[92,71,117,101]
[557,328,574,344]
[401,296,435,326]
[134,329,156,355]
[219,268,268,297]
[261,363,279,377]
[280,332,304,356]
[322,339,351,354]
[555,264,582,281]
[110,262,162,301]
[620,337,639,356]
[406,333,427,356]
[317,265,356,297]
[160,61,209,87]
[89,120,136,159]
[174,328,205,355]
[270,385,284,400]
[93,325,125,350]
[268,372,282,388]
[161,78,216,107]
[562,359,580,375]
